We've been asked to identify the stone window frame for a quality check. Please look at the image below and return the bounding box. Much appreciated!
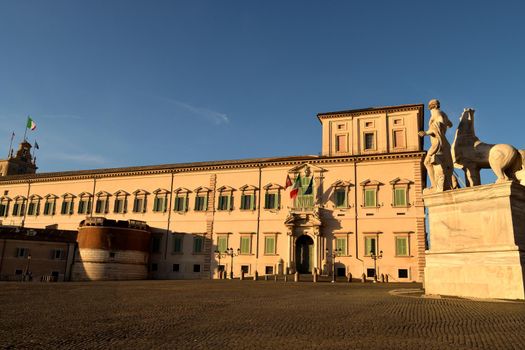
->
[216,233,231,254]
[360,179,383,208]
[363,231,382,257]
[27,194,42,216]
[216,185,235,212]
[173,187,192,213]
[239,233,255,255]
[331,180,353,209]
[152,188,170,213]
[334,133,349,153]
[12,195,27,217]
[263,232,279,256]
[192,234,206,255]
[392,128,407,150]
[132,189,149,213]
[60,193,76,216]
[171,232,184,254]
[77,192,93,215]
[393,231,413,257]
[333,232,352,256]
[0,196,10,217]
[262,183,283,211]
[239,184,258,211]
[389,178,412,208]
[113,190,129,214]
[194,186,211,212]
[43,194,58,216]
[94,191,111,214]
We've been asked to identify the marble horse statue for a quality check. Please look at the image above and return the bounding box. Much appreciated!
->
[451,108,524,186]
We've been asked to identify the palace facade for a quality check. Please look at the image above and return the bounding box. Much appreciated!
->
[0,104,426,282]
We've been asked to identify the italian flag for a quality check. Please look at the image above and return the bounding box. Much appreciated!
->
[290,174,301,199]
[27,116,36,131]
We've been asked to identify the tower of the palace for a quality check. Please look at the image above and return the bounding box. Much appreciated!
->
[0,141,37,176]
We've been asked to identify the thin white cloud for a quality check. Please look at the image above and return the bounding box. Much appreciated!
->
[44,152,109,165]
[160,97,230,125]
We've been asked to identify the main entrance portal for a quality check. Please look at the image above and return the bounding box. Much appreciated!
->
[295,235,314,274]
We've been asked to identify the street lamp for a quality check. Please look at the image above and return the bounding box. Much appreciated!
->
[370,250,383,283]
[225,247,240,279]
[326,248,342,283]
[214,250,227,279]
[24,254,32,282]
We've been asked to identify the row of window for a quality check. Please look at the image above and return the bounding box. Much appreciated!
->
[14,248,65,260]
[0,183,410,218]
[154,234,411,257]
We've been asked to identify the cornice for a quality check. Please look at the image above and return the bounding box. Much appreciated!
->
[317,104,424,123]
[0,152,425,185]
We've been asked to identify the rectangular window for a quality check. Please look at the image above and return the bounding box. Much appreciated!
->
[27,201,39,216]
[335,135,347,152]
[336,237,347,255]
[174,196,187,212]
[334,188,347,208]
[264,192,279,209]
[43,199,55,216]
[240,194,255,210]
[265,266,274,275]
[52,249,65,260]
[393,188,407,207]
[153,196,168,213]
[16,247,29,258]
[217,236,228,253]
[172,235,183,253]
[398,269,409,278]
[194,194,207,211]
[364,133,375,150]
[296,176,314,209]
[193,236,203,253]
[366,268,376,278]
[61,200,74,215]
[0,202,10,217]
[395,237,409,256]
[114,198,127,214]
[364,189,376,207]
[151,237,161,253]
[95,198,108,214]
[364,236,377,256]
[133,196,146,213]
[240,236,251,255]
[173,264,180,272]
[393,129,406,148]
[264,236,276,255]
[150,263,158,272]
[241,265,249,274]
[78,198,92,215]
[193,264,201,273]
[12,201,26,217]
[217,194,232,211]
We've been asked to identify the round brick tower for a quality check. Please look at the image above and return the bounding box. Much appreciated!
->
[71,217,150,281]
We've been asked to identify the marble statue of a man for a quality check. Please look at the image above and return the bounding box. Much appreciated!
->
[418,99,454,192]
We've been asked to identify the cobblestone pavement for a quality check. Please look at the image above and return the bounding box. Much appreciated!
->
[1,280,524,350]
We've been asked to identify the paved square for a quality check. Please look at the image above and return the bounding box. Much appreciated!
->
[1,280,524,349]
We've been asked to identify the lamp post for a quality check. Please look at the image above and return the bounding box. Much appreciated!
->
[326,248,342,283]
[225,247,240,279]
[370,250,383,283]
[214,250,227,279]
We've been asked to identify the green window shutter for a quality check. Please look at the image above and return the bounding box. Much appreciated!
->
[173,236,182,253]
[240,236,251,254]
[265,236,275,255]
[251,194,255,210]
[218,236,227,253]
[264,192,269,209]
[394,188,406,206]
[365,189,376,207]
[229,195,234,211]
[365,237,376,255]
[336,237,346,254]
[69,201,74,215]
[153,197,158,212]
[163,197,168,212]
[194,236,203,253]
[396,237,408,256]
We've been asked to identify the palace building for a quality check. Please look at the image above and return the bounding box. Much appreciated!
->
[0,104,426,282]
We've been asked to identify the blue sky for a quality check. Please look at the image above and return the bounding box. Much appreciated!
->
[1,1,524,183]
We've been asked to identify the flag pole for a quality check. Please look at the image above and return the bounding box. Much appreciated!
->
[23,116,29,142]
[7,132,15,158]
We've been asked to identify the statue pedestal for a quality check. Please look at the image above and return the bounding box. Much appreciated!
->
[423,182,525,300]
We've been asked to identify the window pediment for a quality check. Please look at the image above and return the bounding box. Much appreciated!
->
[96,191,112,197]
[114,190,130,197]
[28,194,42,200]
[360,179,383,187]
[288,163,326,175]
[153,188,170,195]
[331,180,354,188]
[263,183,284,190]
[61,193,76,199]
[217,185,236,192]
[44,194,59,199]
[389,178,413,186]
[194,186,211,193]
[133,189,150,196]
[174,187,192,194]
[13,195,27,201]
[239,184,258,191]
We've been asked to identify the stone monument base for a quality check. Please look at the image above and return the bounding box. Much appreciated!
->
[423,181,525,300]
